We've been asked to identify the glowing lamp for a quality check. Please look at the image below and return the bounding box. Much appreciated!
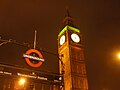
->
[117,53,120,59]
[19,78,26,85]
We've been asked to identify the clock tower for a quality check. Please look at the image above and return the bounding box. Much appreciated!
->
[58,11,88,90]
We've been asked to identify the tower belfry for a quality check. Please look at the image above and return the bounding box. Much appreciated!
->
[58,10,88,90]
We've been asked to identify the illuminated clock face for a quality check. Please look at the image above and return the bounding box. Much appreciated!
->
[60,35,65,45]
[71,33,80,43]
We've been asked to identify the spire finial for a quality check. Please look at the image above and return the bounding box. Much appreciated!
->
[63,7,75,27]
[65,6,71,17]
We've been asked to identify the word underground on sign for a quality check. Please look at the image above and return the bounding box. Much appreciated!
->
[23,54,44,62]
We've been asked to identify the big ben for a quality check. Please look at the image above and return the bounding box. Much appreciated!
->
[58,10,88,90]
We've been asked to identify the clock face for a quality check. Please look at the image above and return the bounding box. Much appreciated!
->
[71,33,80,43]
[60,35,65,45]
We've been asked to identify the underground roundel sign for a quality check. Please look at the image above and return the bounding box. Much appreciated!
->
[23,49,45,68]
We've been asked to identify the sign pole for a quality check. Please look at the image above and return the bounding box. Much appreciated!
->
[33,30,37,49]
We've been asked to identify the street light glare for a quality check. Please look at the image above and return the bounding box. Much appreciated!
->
[117,53,120,59]
[19,78,26,85]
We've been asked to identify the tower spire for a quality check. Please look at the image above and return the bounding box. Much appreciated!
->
[63,8,75,27]
[66,6,71,17]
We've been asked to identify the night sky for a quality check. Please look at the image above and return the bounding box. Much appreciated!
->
[0,0,120,90]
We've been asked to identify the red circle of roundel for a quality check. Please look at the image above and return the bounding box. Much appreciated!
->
[25,49,43,68]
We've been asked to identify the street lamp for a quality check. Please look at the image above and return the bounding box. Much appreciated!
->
[19,78,26,85]
[19,78,26,90]
[117,53,120,59]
